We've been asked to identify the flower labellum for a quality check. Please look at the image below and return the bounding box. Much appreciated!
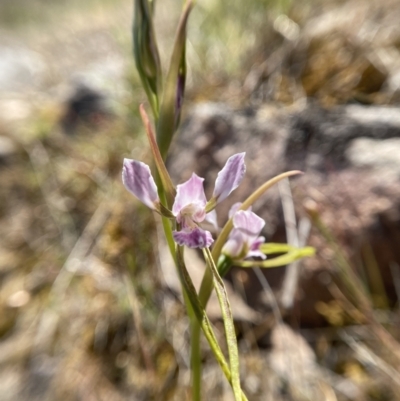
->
[173,226,214,248]
[171,173,214,248]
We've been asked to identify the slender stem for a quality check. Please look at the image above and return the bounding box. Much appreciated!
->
[158,185,201,400]
[158,188,176,261]
[190,318,202,401]
[218,254,233,277]
[190,256,232,401]
[158,186,203,400]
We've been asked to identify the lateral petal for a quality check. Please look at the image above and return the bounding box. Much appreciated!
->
[122,159,159,209]
[213,153,246,203]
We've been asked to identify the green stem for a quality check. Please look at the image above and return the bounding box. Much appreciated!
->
[217,254,233,277]
[158,189,176,261]
[158,186,203,400]
[190,318,202,401]
[190,255,232,401]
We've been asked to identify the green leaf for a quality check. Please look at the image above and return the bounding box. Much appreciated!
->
[259,243,315,256]
[237,247,315,268]
[203,248,243,401]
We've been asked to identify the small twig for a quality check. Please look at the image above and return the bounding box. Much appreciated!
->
[27,140,77,251]
[389,262,400,304]
[253,267,282,324]
[34,202,110,351]
[341,332,400,387]
[51,201,111,297]
[279,178,311,310]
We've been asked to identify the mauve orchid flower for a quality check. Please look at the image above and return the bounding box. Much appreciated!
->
[122,153,246,249]
[222,206,266,260]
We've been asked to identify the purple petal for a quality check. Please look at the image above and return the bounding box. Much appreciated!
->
[233,210,265,237]
[247,249,267,259]
[213,153,246,203]
[248,236,266,259]
[173,227,214,248]
[228,202,242,218]
[122,159,159,209]
[227,202,253,218]
[223,212,266,260]
[172,173,207,218]
[250,236,265,251]
[222,228,245,258]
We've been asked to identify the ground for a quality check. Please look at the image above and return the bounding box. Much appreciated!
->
[1,0,400,400]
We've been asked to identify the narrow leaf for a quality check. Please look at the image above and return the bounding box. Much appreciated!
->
[237,247,315,268]
[175,247,249,401]
[203,248,243,401]
[260,243,313,255]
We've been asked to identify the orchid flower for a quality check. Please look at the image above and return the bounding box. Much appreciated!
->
[222,204,266,260]
[122,153,246,249]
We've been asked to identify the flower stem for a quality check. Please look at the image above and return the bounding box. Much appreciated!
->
[190,318,202,401]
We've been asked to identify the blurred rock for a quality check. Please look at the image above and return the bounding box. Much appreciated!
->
[245,0,400,106]
[269,323,323,398]
[168,102,400,327]
[0,136,17,163]
[60,84,112,134]
[0,43,45,92]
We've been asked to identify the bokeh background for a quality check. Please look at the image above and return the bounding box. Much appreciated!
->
[1,0,400,399]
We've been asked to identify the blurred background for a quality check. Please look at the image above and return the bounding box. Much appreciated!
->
[1,0,400,399]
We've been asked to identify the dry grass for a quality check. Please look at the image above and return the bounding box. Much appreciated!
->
[1,0,400,400]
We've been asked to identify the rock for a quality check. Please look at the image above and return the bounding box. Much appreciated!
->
[0,136,17,163]
[60,84,112,134]
[168,102,400,327]
[0,44,45,92]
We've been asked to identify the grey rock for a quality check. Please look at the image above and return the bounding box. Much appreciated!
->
[168,102,400,326]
